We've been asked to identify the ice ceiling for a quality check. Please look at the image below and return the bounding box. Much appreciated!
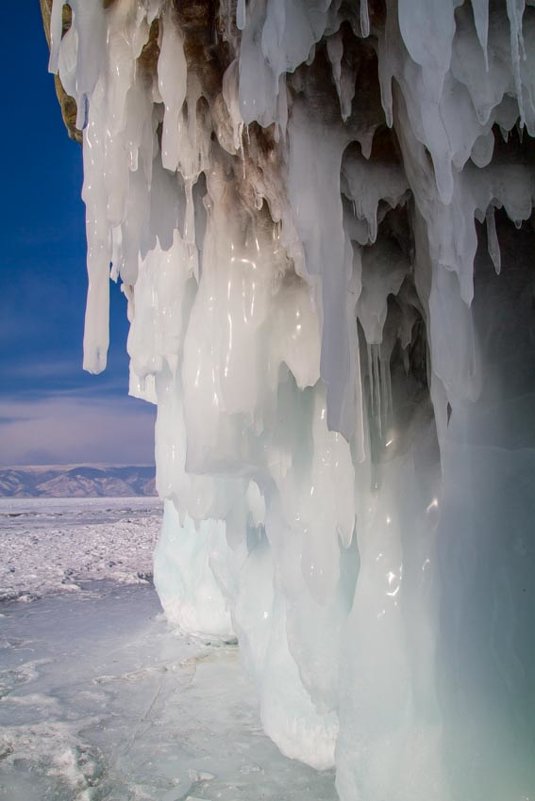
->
[46,0,535,798]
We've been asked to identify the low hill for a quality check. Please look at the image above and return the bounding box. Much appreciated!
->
[0,465,156,498]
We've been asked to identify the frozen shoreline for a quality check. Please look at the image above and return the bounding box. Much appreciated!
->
[0,580,336,801]
[0,499,336,800]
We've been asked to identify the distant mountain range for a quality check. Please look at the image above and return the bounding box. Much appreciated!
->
[0,465,156,498]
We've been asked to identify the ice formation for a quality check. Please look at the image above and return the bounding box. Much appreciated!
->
[47,1,535,798]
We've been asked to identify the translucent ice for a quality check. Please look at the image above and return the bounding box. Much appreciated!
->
[47,1,535,799]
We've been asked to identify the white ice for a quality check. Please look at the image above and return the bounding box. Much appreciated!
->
[47,1,535,799]
[0,503,337,801]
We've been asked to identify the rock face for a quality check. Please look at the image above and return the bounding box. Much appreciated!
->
[44,3,535,801]
[40,0,82,142]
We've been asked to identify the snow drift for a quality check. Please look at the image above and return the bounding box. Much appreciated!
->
[47,1,535,798]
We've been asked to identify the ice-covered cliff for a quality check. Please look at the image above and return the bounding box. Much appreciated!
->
[44,1,535,798]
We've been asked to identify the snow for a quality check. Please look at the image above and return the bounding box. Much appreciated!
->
[0,500,337,801]
[46,2,535,799]
[0,585,337,801]
[0,497,161,602]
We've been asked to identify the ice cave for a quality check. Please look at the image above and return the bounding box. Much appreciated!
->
[42,0,535,798]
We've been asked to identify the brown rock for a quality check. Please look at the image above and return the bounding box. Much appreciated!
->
[39,0,83,143]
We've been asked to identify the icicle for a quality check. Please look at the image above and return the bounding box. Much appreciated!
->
[158,9,187,172]
[326,32,344,111]
[48,0,64,74]
[222,60,245,154]
[506,0,526,127]
[237,0,246,31]
[184,178,198,280]
[486,206,501,274]
[110,226,123,281]
[360,0,370,38]
[366,343,384,443]
[471,0,489,70]
[379,350,392,440]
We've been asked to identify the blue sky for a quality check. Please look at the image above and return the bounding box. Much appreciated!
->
[0,4,155,465]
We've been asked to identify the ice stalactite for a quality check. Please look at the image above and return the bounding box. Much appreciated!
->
[47,0,535,798]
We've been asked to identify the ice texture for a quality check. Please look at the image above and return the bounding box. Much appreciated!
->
[0,567,338,801]
[48,1,535,799]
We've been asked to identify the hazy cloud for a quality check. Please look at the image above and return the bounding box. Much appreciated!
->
[0,395,155,466]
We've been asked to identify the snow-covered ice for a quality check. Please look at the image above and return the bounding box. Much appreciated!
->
[0,502,337,801]
[0,497,162,602]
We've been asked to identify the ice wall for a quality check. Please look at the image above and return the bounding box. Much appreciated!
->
[48,1,535,798]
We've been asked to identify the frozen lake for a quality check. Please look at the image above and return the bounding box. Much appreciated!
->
[0,497,163,602]
[0,499,336,801]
